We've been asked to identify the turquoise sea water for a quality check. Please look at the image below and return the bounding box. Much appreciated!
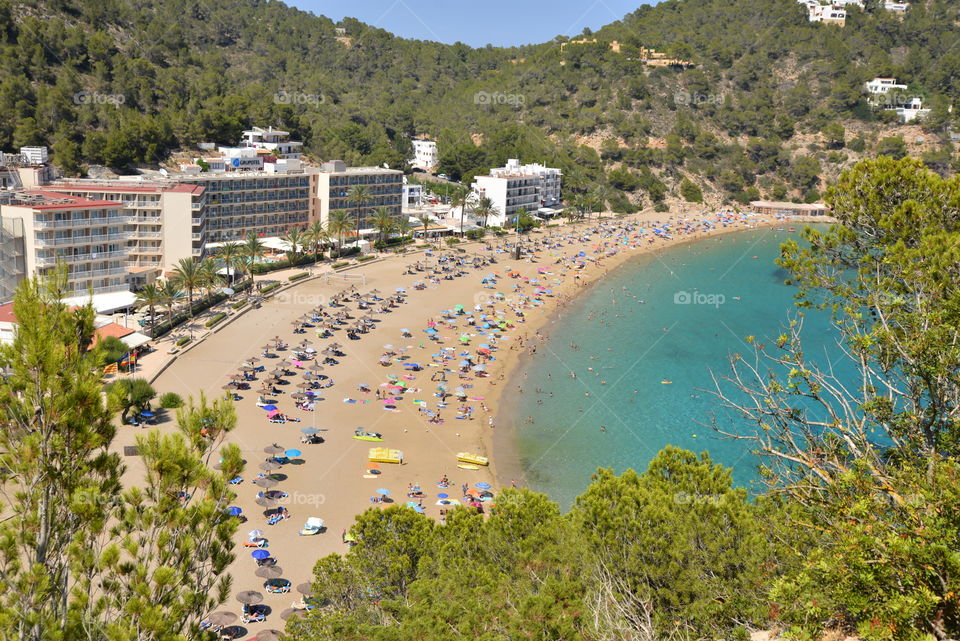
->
[498,226,838,509]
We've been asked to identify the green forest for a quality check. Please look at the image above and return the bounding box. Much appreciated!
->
[1,0,959,207]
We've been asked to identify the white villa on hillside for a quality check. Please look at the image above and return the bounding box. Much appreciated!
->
[865,77,930,123]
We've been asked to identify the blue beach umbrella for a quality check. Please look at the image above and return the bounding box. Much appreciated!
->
[377,488,390,496]
[413,505,425,514]
[284,449,302,458]
[475,482,491,490]
[251,549,270,560]
[227,506,243,516]
[437,493,449,499]
[301,427,320,435]
[140,410,155,418]
[260,405,278,411]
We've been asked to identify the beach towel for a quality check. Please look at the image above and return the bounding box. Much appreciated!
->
[342,398,357,403]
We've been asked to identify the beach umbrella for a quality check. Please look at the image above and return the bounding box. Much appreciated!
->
[250,549,270,560]
[280,609,305,621]
[266,410,281,418]
[376,488,390,496]
[301,427,320,435]
[291,392,307,400]
[299,338,313,345]
[247,529,264,540]
[297,582,314,596]
[206,611,238,627]
[284,449,302,458]
[221,384,235,391]
[475,482,492,490]
[247,356,260,362]
[226,506,242,516]
[258,461,280,472]
[260,404,278,412]
[256,630,283,641]
[310,363,324,371]
[229,374,243,380]
[236,590,263,605]
[255,565,283,579]
[437,493,449,499]
[253,477,278,488]
[270,368,285,376]
[255,497,278,508]
[263,444,285,455]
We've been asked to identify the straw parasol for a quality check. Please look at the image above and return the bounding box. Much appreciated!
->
[221,384,236,391]
[280,609,305,621]
[263,444,285,455]
[296,582,314,596]
[309,363,324,371]
[255,630,283,641]
[235,590,263,605]
[255,496,279,508]
[291,392,307,400]
[253,477,278,488]
[206,611,238,627]
[255,565,284,579]
[258,461,281,472]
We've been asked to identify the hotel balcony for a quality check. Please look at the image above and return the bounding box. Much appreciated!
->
[36,249,128,266]
[34,215,135,229]
[35,232,130,247]
[67,266,128,280]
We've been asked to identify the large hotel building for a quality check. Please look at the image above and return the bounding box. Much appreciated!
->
[0,133,402,311]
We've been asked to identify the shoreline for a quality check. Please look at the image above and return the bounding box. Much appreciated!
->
[130,209,831,633]
[486,215,830,494]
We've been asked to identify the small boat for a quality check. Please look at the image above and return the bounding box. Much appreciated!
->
[369,447,403,464]
[457,464,481,471]
[353,429,383,442]
[661,380,673,385]
[456,452,489,466]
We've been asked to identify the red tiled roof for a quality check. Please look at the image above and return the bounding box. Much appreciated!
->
[94,323,135,340]
[52,182,205,195]
[0,302,15,324]
[14,190,122,211]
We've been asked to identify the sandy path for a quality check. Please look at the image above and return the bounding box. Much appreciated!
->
[117,210,827,635]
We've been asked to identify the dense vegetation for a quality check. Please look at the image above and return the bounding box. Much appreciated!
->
[2,0,959,206]
[285,157,960,641]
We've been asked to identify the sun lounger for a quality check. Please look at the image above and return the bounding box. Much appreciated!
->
[243,538,267,548]
[241,612,266,624]
[298,516,325,536]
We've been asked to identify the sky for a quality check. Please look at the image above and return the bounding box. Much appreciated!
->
[287,1,661,48]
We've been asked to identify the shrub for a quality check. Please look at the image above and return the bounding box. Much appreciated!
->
[232,299,248,310]
[176,336,191,347]
[205,312,227,328]
[159,392,184,409]
[260,282,281,294]
[465,228,486,240]
[357,254,376,262]
[289,272,310,282]
[654,201,670,213]
[332,261,349,269]
[249,253,317,275]
[445,237,461,246]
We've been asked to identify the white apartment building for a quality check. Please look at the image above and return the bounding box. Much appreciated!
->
[241,126,304,159]
[865,77,929,123]
[402,179,424,208]
[51,181,207,283]
[471,159,562,227]
[19,146,48,165]
[314,160,403,232]
[410,140,438,170]
[0,190,132,307]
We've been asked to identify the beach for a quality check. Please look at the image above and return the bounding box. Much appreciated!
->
[117,209,829,634]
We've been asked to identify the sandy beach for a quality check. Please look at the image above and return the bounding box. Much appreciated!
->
[115,209,829,635]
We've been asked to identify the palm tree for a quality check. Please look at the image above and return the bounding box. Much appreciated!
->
[282,227,305,263]
[394,217,413,240]
[242,232,267,278]
[171,257,204,314]
[215,242,243,285]
[448,185,472,236]
[199,258,222,301]
[591,184,614,219]
[158,279,182,323]
[473,196,495,228]
[370,207,395,251]
[305,220,328,260]
[135,283,163,328]
[348,184,372,248]
[416,213,433,244]
[327,210,353,258]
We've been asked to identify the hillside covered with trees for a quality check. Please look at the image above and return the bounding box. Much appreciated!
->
[2,0,958,207]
